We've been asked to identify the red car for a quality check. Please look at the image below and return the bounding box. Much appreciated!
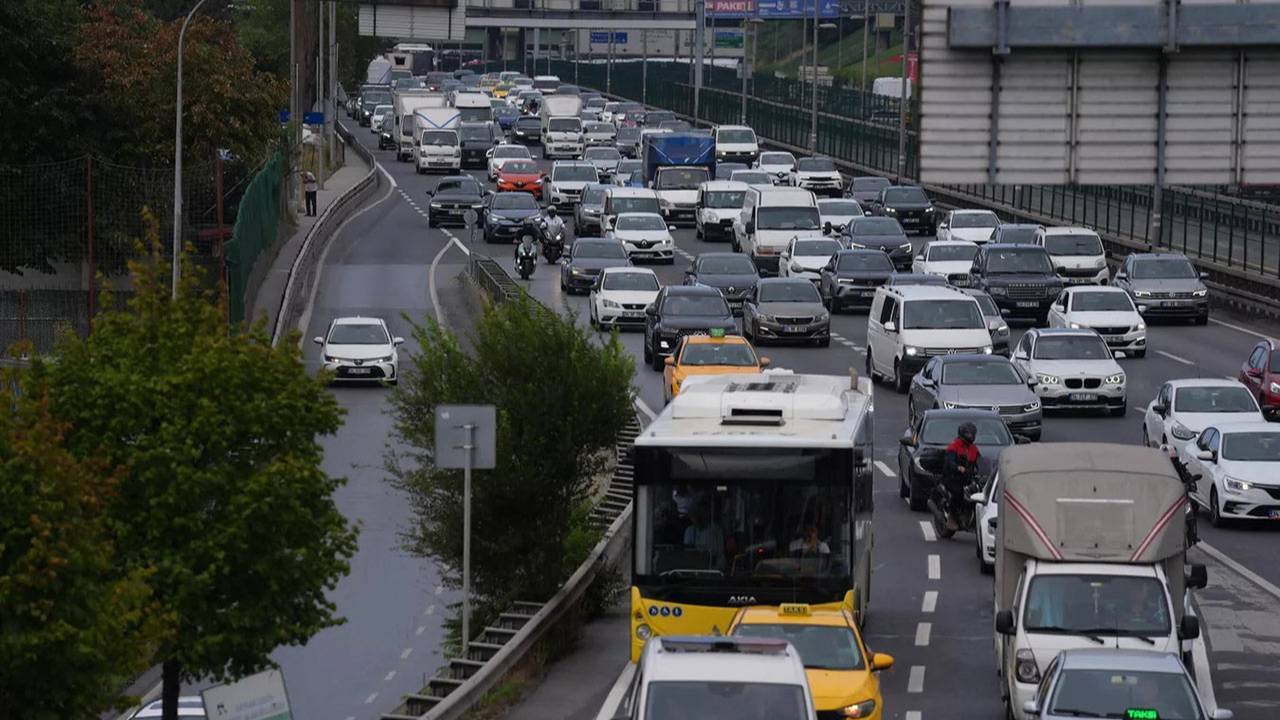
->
[1239,337,1280,418]
[495,160,545,200]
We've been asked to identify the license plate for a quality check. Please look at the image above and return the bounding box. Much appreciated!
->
[346,367,372,375]
[785,325,805,333]
[1104,335,1124,343]
[1070,392,1098,402]
[860,290,876,296]
[1016,301,1039,308]
[623,311,642,318]
[901,218,919,224]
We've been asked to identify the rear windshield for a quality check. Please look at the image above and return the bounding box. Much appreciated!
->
[1174,386,1258,413]
[1044,233,1104,256]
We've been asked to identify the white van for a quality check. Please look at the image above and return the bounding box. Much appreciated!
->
[733,186,822,275]
[695,180,749,242]
[415,128,460,173]
[452,91,493,123]
[1034,226,1109,285]
[866,285,994,392]
[713,124,760,164]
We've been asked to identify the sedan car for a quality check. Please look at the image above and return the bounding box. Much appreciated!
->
[848,175,891,205]
[819,249,896,312]
[574,183,610,235]
[683,252,761,314]
[1046,286,1147,357]
[583,146,622,181]
[755,150,797,184]
[662,333,768,403]
[588,266,660,330]
[844,216,913,271]
[960,288,1011,356]
[1012,328,1126,416]
[1239,338,1280,418]
[779,237,843,282]
[560,238,632,294]
[612,159,645,187]
[615,127,642,158]
[788,156,843,196]
[935,209,1000,244]
[426,175,486,227]
[643,285,738,370]
[495,160,546,199]
[866,185,938,235]
[314,316,403,384]
[1113,252,1210,324]
[1142,378,1264,455]
[729,169,774,188]
[511,115,542,144]
[908,354,1042,439]
[1020,649,1228,720]
[816,198,865,235]
[742,277,831,347]
[481,191,541,244]
[1181,421,1280,526]
[609,212,676,263]
[487,143,533,180]
[912,240,979,284]
[492,105,521,133]
[898,409,1017,511]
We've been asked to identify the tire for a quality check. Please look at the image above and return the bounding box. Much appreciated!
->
[907,470,927,512]
[416,166,424,175]
[1209,487,1227,528]
[908,396,917,423]
[1142,425,1151,448]
[651,347,665,372]
[865,350,876,382]
[898,458,910,498]
[643,338,653,366]
[818,335,830,348]
[427,215,435,228]
[1195,314,1209,326]
[893,360,910,394]
[978,538,993,574]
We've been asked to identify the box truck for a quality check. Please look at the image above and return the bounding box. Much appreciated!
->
[643,132,715,225]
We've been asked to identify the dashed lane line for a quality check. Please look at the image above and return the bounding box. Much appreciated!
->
[922,590,938,613]
[1157,350,1195,366]
[908,666,926,693]
[928,554,941,580]
[1210,316,1271,340]
[636,398,658,422]
[415,625,426,636]
[906,712,923,720]
[919,520,937,543]
[424,604,435,616]
[401,647,413,659]
[364,693,378,705]
[915,622,932,646]
[874,460,896,478]
[384,670,397,682]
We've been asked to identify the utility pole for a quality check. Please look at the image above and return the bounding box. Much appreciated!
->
[316,0,325,190]
[861,0,869,91]
[809,0,819,152]
[173,0,211,300]
[693,0,705,124]
[896,0,910,182]
[329,0,336,168]
[608,30,615,95]
[740,16,749,123]
[642,30,649,105]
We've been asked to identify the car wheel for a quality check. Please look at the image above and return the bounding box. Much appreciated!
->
[908,396,916,422]
[651,347,664,372]
[1209,487,1227,528]
[898,458,909,498]
[427,214,435,228]
[1142,425,1151,448]
[907,469,927,512]
[865,349,876,382]
[977,535,992,574]
[643,337,653,366]
[818,335,830,348]
[893,360,910,394]
[1195,314,1209,326]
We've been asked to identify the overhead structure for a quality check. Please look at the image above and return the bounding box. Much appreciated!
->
[919,0,1280,186]
[359,0,466,40]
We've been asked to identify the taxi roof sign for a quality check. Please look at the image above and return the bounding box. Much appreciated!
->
[778,603,812,617]
[709,327,726,338]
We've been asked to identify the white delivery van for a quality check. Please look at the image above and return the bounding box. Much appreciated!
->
[695,180,749,242]
[733,186,822,274]
[452,91,493,123]
[713,124,760,164]
[1034,226,1109,285]
[866,285,994,392]
[540,95,584,159]
[393,90,447,161]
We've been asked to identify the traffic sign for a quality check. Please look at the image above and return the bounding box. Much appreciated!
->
[303,111,325,125]
[463,208,478,228]
[201,669,292,720]
[278,109,290,123]
[433,405,496,470]
[715,30,745,48]
[590,31,628,44]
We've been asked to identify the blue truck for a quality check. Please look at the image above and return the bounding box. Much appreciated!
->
[643,133,716,225]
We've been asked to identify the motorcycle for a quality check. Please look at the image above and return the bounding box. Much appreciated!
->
[927,474,984,539]
[523,215,565,264]
[515,235,538,280]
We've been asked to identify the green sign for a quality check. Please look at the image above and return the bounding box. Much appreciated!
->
[1126,710,1158,720]
[715,30,744,49]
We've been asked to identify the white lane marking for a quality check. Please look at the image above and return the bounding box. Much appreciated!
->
[401,647,414,659]
[1157,350,1195,366]
[635,397,658,422]
[922,590,938,613]
[1210,316,1270,340]
[1197,541,1280,600]
[915,622,932,646]
[919,520,937,543]
[364,693,378,705]
[874,460,896,478]
[906,712,923,720]
[594,662,638,720]
[384,670,397,682]
[435,584,445,595]
[428,239,457,329]
[415,625,426,636]
[425,604,436,616]
[1190,628,1219,712]
[908,665,926,693]
[927,554,941,580]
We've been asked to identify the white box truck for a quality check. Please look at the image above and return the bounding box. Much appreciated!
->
[540,95,584,159]
[393,91,446,162]
[992,443,1207,720]
[412,107,462,173]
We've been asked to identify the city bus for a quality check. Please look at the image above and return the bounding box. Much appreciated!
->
[629,371,875,662]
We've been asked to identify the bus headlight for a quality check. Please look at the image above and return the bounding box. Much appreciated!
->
[635,623,653,640]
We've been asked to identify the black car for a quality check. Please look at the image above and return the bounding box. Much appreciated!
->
[968,243,1063,323]
[844,216,914,270]
[615,127,642,158]
[885,272,949,288]
[818,249,894,312]
[897,409,1024,511]
[867,185,938,235]
[377,116,396,151]
[426,175,486,228]
[643,285,737,370]
[991,223,1042,244]
[512,116,542,145]
[848,175,891,205]
[458,122,500,168]
[644,110,677,128]
[482,192,541,244]
[683,252,761,315]
[560,238,631,294]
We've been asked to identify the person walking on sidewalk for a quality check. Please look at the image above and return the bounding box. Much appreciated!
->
[302,170,318,216]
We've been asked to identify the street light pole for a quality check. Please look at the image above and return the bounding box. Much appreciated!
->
[809,0,819,152]
[173,0,211,300]
[861,0,869,91]
[896,0,910,182]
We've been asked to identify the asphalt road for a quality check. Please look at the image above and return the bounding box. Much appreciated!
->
[297,118,1280,720]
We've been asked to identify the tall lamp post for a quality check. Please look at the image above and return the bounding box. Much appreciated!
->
[814,20,836,152]
[173,0,212,299]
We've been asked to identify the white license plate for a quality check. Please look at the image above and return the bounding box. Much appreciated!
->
[1104,335,1125,343]
[347,367,372,375]
[1016,301,1039,308]
[901,218,919,224]
[860,290,876,296]
[623,311,642,318]
[785,325,806,333]
[1070,392,1098,402]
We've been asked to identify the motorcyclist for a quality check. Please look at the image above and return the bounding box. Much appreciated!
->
[540,206,567,242]
[941,421,981,531]
[514,232,539,261]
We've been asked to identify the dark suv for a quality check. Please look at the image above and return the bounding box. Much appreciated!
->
[643,285,737,370]
[968,243,1063,323]
[866,185,938,235]
[458,122,500,168]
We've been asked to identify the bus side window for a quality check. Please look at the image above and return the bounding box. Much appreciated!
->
[853,421,873,513]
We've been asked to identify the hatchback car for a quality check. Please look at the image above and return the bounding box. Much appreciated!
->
[742,277,831,347]
[588,266,661,330]
[683,252,761,314]
[481,191,541,244]
[819,249,896,312]
[908,354,1042,439]
[609,212,676,263]
[1012,328,1126,416]
[494,159,545,199]
[866,185,938,235]
[560,238,631,294]
[1239,338,1280,418]
[314,316,403,384]
[643,285,738,370]
[1142,378,1264,456]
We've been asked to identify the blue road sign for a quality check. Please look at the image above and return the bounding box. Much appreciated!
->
[756,0,840,18]
[279,109,290,123]
[590,31,628,44]
[303,111,325,125]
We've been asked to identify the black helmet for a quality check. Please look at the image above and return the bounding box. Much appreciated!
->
[958,422,977,443]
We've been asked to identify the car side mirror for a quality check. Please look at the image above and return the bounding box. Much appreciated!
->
[1153,403,1167,415]
[1187,563,1208,590]
[824,221,833,234]
[938,222,948,230]
[645,305,658,317]
[969,492,987,504]
[425,189,435,197]
[899,435,915,447]
[995,609,1016,635]
[883,321,897,333]
[1014,351,1028,361]
[759,357,771,368]
[392,336,405,345]
[1014,434,1032,445]
[1022,700,1040,717]
[1210,710,1234,720]
[1115,271,1127,280]
[1179,614,1201,640]
[1246,367,1263,378]
[745,221,755,234]
[1200,271,1209,279]
[870,652,894,671]
[668,225,677,232]
[914,254,923,261]
[312,336,324,345]
[1197,449,1216,463]
[1026,376,1038,387]
[919,376,934,387]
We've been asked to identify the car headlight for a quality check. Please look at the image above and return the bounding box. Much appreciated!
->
[377,356,393,363]
[1169,421,1197,441]
[453,148,461,156]
[1193,288,1208,297]
[899,242,912,251]
[430,202,443,208]
[884,207,898,214]
[839,699,877,718]
[905,346,923,356]
[1024,401,1041,412]
[323,355,337,362]
[1224,477,1253,494]
[1038,374,1060,385]
[1271,382,1280,395]
[1137,322,1146,330]
[996,325,1010,336]
[659,198,673,208]
[944,401,958,409]
[1015,648,1040,684]
[571,267,583,275]
[635,623,652,640]
[602,299,621,309]
[924,206,936,214]
[1134,290,1151,298]
[989,286,1007,296]
[849,242,867,249]
[982,345,993,354]
[1105,372,1125,385]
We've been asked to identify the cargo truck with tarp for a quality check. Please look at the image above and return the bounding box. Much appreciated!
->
[643,133,715,226]
[992,443,1207,720]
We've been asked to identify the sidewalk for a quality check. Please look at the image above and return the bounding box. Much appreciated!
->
[249,137,372,333]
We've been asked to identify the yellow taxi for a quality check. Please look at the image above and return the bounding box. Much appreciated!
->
[493,83,513,99]
[728,604,893,719]
[662,331,769,403]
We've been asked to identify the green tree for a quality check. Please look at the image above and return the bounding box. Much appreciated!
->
[34,217,357,720]
[0,357,164,720]
[388,298,634,632]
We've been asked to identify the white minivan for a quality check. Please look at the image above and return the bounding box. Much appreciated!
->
[866,285,995,392]
[695,180,749,242]
[733,186,822,275]
[1034,226,1109,285]
[713,124,760,165]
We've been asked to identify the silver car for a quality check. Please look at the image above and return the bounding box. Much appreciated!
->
[1012,328,1126,416]
[742,277,831,347]
[1023,649,1230,720]
[1112,252,1210,324]
[908,354,1042,440]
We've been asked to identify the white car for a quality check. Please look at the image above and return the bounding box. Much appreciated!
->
[313,316,403,384]
[935,209,1000,244]
[487,144,532,180]
[608,212,675,263]
[1011,328,1126,416]
[779,237,843,281]
[816,198,865,234]
[546,160,600,211]
[588,267,661,329]
[788,156,843,196]
[1180,421,1280,526]
[1142,378,1264,455]
[1035,225,1109,285]
[911,240,979,281]
[974,470,1001,573]
[1046,286,1146,357]
[370,104,393,133]
[729,169,774,188]
[755,151,797,184]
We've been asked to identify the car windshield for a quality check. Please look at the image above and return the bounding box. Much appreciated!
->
[902,300,984,330]
[1071,291,1134,312]
[374,105,392,115]
[698,256,756,275]
[927,244,978,262]
[553,166,598,182]
[1044,233,1104,256]
[718,128,757,143]
[573,242,628,260]
[603,272,659,291]
[704,190,746,209]
[757,207,821,230]
[797,157,836,171]
[997,225,1040,243]
[794,239,842,257]
[494,146,528,158]
[850,218,903,236]
[1173,386,1258,413]
[941,360,1022,385]
[618,215,668,231]
[680,342,758,367]
[459,126,491,142]
[491,194,537,210]
[732,171,771,184]
[819,201,862,217]
[664,295,731,316]
[733,624,864,671]
[852,177,890,192]
[759,282,821,303]
[612,197,661,214]
[643,682,808,720]
[582,185,608,204]
[421,131,456,146]
[328,323,389,344]
[1024,575,1170,635]
[971,294,999,316]
[883,187,929,203]
[548,118,581,132]
[987,248,1054,274]
[617,128,641,141]
[1048,669,1203,720]
[950,212,999,228]
[921,416,1012,445]
[760,152,795,167]
[501,160,537,174]
[585,148,620,161]
[1032,335,1111,360]
[657,168,710,189]
[836,253,893,272]
[1132,258,1198,279]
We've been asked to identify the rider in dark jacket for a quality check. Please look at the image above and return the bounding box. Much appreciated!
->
[941,421,980,530]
